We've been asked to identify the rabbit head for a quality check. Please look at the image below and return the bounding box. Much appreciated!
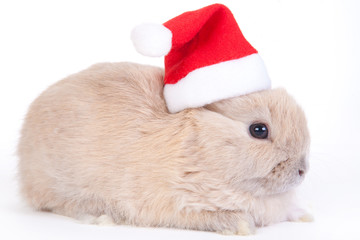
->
[191,88,310,197]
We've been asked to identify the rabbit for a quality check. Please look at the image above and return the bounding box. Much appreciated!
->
[18,62,312,235]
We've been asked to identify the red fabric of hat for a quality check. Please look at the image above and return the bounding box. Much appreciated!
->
[131,4,271,113]
[163,4,257,84]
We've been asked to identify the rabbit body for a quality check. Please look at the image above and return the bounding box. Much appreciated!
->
[18,62,310,234]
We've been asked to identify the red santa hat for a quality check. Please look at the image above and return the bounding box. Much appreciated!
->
[131,4,271,113]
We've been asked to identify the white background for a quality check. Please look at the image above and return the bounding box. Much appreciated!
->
[1,0,360,239]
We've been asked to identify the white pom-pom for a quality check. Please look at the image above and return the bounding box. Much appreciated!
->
[131,23,172,57]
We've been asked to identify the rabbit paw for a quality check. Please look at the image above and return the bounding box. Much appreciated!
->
[296,212,314,222]
[78,214,116,226]
[287,208,314,222]
[218,219,256,235]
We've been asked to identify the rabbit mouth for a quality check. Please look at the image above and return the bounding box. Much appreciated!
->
[259,157,307,194]
[238,168,305,196]
[264,169,305,195]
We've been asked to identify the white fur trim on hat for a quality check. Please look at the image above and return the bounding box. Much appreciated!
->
[131,23,172,57]
[163,53,271,113]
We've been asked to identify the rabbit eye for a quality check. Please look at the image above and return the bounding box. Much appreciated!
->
[249,123,268,139]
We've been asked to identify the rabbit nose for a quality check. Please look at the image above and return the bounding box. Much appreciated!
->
[298,154,308,176]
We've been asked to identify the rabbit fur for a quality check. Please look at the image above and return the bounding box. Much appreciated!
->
[18,62,311,235]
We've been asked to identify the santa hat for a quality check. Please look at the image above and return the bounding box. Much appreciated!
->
[131,3,271,113]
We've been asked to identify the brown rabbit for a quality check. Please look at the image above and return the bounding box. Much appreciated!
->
[18,61,311,235]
